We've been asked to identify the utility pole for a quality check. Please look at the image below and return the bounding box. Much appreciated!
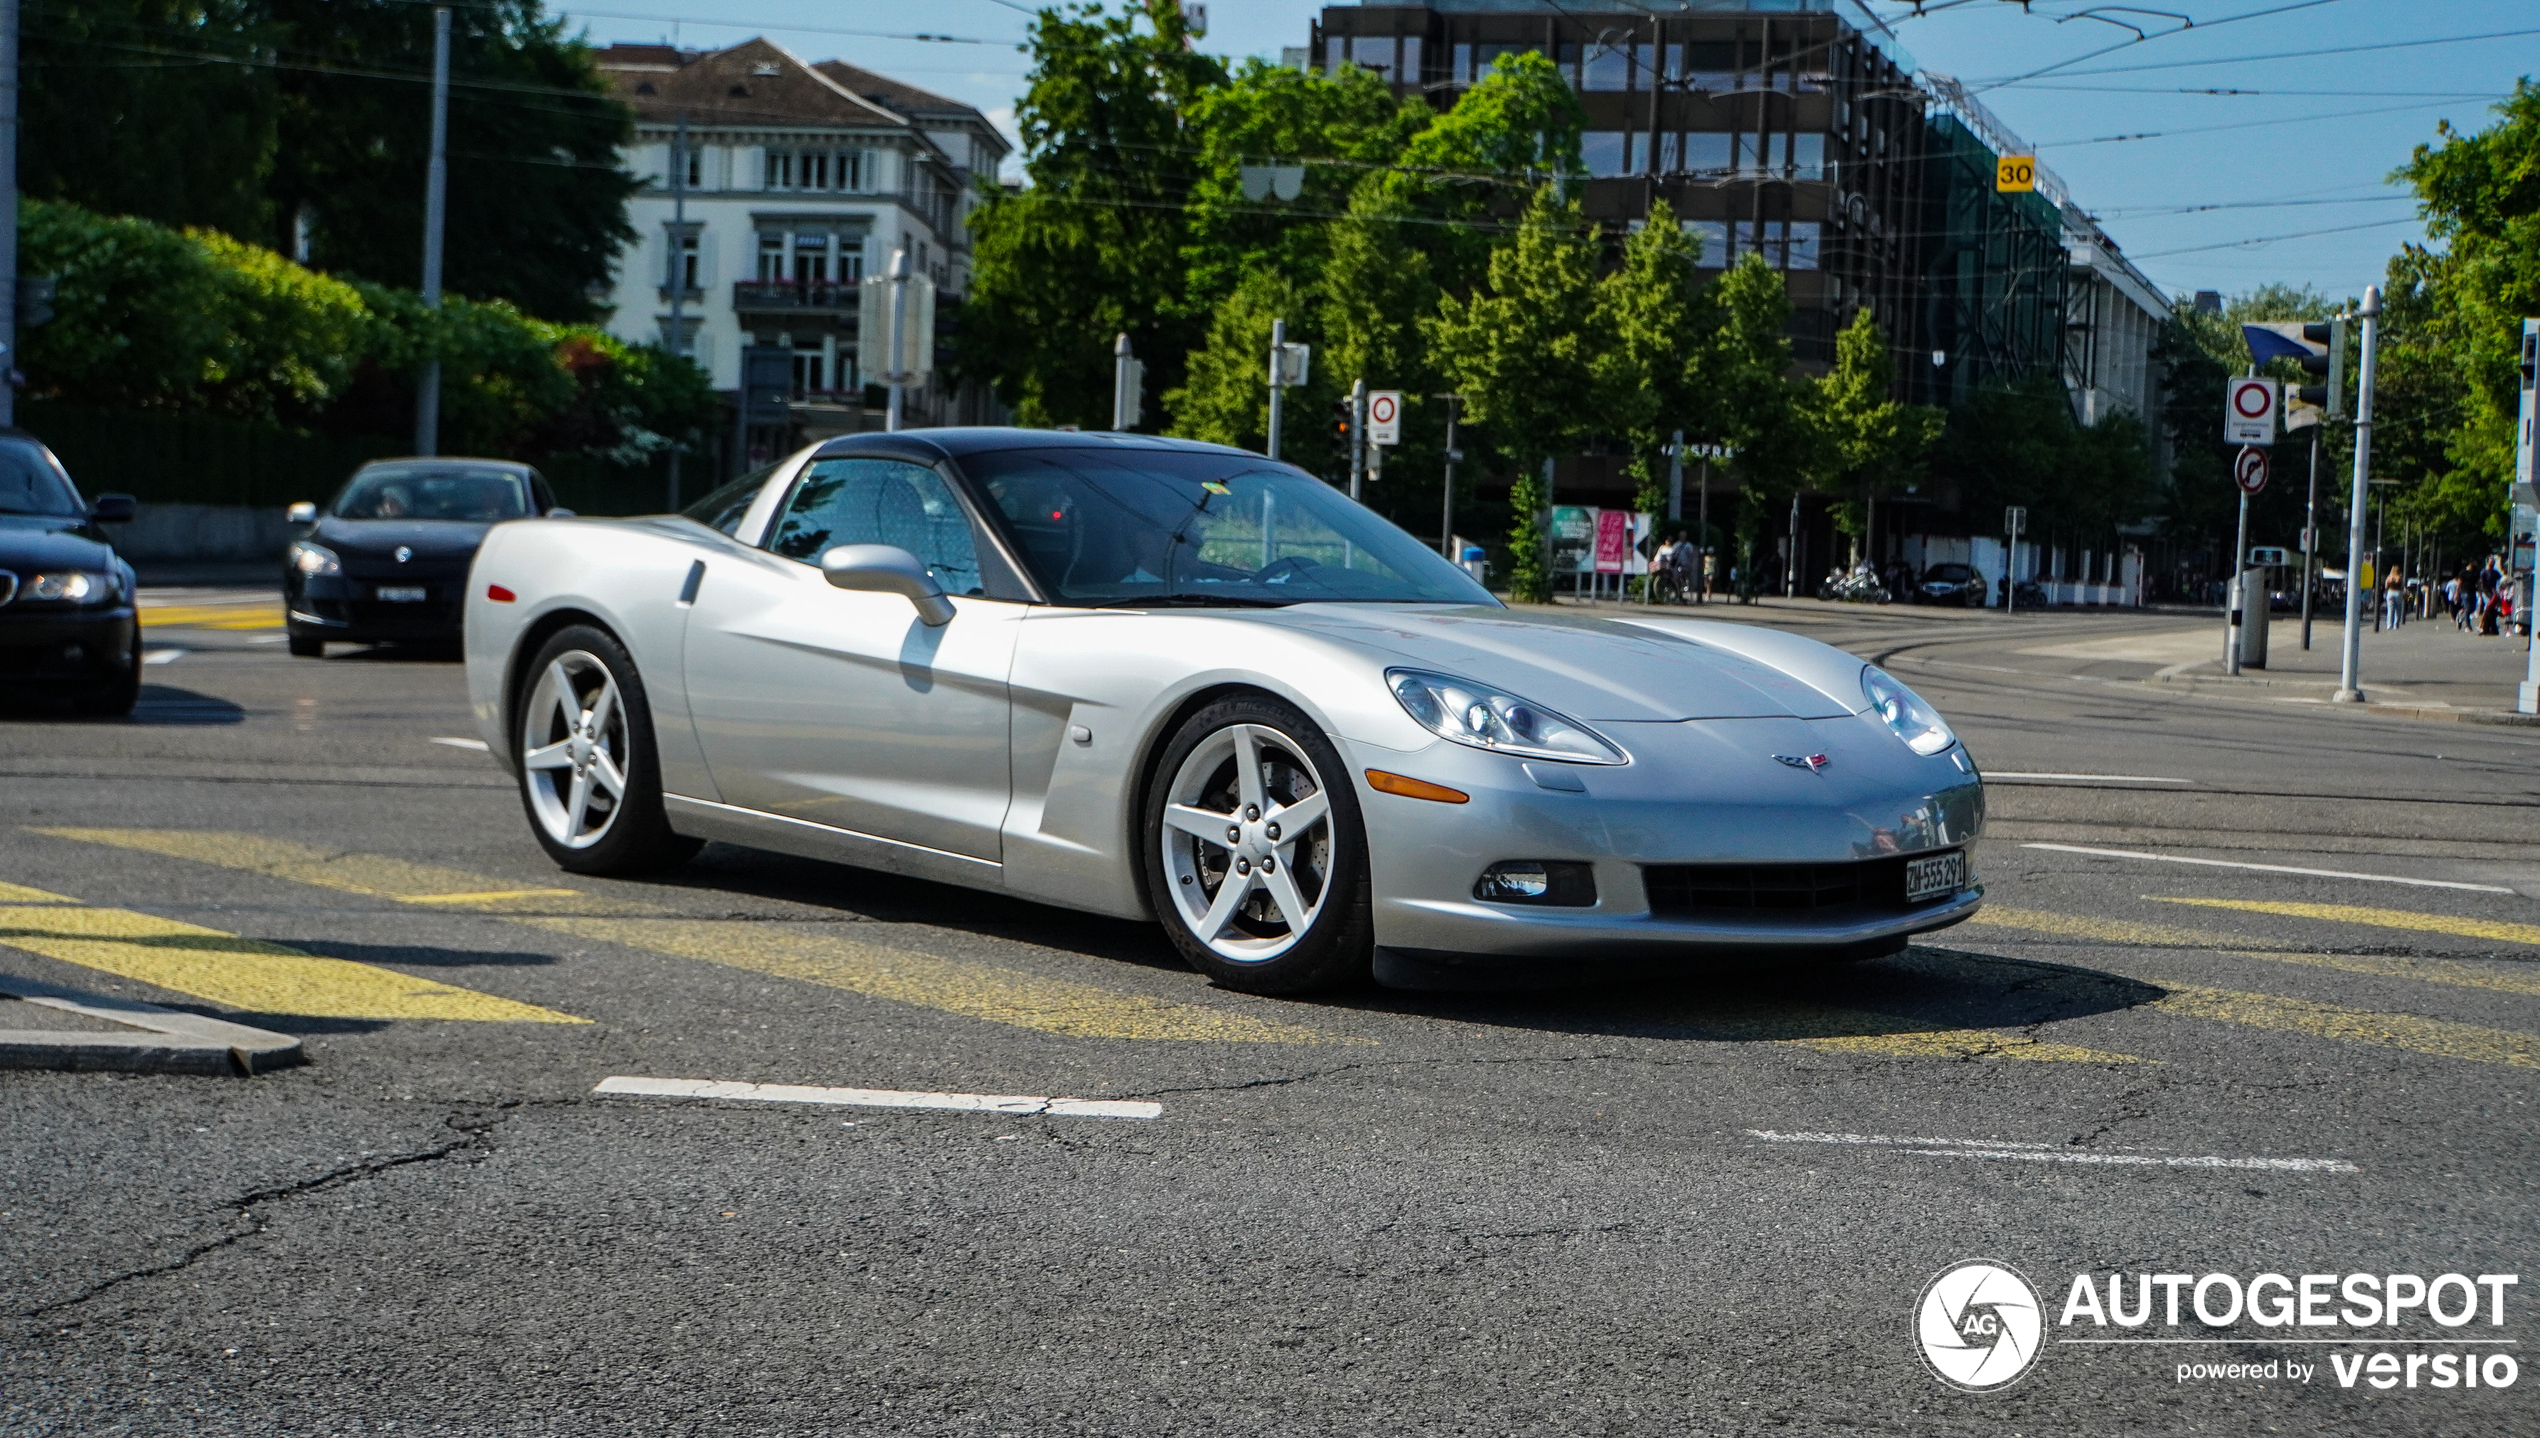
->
[2225,448,2252,676]
[1696,451,1711,604]
[1440,394,1460,558]
[0,0,18,429]
[1786,492,1800,598]
[2335,285,2382,703]
[414,5,451,457]
[2516,317,2537,715]
[665,111,688,512]
[1265,318,1286,461]
[2300,432,2319,649]
[1347,378,1366,502]
[1111,333,1142,432]
[885,246,909,432]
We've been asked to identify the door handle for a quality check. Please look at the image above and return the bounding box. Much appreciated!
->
[678,559,705,605]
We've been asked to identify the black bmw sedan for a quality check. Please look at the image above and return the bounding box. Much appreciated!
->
[0,428,140,715]
[284,459,564,657]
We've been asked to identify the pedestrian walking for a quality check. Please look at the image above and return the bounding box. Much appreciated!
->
[2382,567,2405,630]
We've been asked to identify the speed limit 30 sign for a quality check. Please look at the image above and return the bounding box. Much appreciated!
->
[2233,445,2270,495]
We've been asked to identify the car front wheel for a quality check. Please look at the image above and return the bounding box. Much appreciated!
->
[515,624,700,875]
[1145,696,1374,995]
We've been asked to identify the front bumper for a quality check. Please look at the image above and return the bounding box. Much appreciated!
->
[0,607,138,689]
[1344,711,1984,977]
[286,571,465,642]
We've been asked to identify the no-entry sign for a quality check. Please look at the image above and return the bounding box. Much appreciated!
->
[2225,377,2279,445]
[2233,445,2271,495]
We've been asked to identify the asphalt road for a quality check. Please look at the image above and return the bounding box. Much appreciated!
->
[4,592,2537,1435]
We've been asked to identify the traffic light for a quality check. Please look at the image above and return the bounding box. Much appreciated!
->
[1331,397,1353,445]
[2297,317,2346,417]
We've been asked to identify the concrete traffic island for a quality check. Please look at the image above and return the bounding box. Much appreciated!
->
[0,974,303,1076]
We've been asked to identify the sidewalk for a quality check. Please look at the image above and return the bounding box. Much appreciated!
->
[2150,609,2539,724]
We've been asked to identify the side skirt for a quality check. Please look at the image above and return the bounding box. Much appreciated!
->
[663,794,1006,894]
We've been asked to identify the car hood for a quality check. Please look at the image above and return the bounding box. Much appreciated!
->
[0,514,116,569]
[310,517,494,561]
[1255,604,1859,721]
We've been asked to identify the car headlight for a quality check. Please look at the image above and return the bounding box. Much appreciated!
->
[290,541,341,577]
[1386,668,1627,766]
[1861,665,1956,756]
[23,571,105,603]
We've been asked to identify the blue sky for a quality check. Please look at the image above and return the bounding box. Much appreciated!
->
[556,0,2535,304]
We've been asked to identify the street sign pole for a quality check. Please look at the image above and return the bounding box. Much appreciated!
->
[414,5,451,456]
[2004,506,2025,615]
[2226,486,2251,676]
[1440,393,1460,559]
[1347,379,1366,501]
[2337,287,2382,703]
[2300,433,2318,650]
[1696,455,1711,605]
[1265,318,1286,462]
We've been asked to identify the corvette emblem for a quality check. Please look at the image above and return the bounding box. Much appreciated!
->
[394,545,413,563]
[1774,753,1832,773]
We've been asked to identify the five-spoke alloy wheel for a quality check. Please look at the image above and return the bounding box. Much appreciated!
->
[1145,695,1372,993]
[515,624,699,875]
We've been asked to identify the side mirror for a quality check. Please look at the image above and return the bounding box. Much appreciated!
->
[546,507,576,519]
[89,493,137,523]
[286,501,318,525]
[820,543,955,627]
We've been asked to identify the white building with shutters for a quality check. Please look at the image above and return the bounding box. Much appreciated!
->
[594,39,1010,435]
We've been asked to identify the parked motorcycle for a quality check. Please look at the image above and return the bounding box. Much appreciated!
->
[1818,563,1893,604]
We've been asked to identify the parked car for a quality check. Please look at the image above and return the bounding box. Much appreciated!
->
[1914,562,1984,607]
[461,429,1986,995]
[285,459,566,657]
[0,428,140,715]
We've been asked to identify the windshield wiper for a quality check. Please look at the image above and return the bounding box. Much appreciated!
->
[1097,593,1294,609]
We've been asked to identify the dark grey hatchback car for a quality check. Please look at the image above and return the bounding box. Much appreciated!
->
[284,458,564,656]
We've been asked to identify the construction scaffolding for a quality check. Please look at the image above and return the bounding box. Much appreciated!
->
[1913,93,2068,409]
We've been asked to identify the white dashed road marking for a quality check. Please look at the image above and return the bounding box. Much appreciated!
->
[429,736,492,752]
[2020,842,2517,893]
[141,649,187,665]
[1986,772,2193,784]
[594,1075,1163,1119]
[1745,1130,2359,1173]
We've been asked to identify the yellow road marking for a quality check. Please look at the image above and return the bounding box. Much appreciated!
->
[37,829,1355,1045]
[530,916,1356,1045]
[37,829,652,916]
[0,880,78,904]
[2149,897,2540,949]
[2150,985,2537,1068]
[1973,906,2540,999]
[139,603,284,631]
[0,890,583,1023]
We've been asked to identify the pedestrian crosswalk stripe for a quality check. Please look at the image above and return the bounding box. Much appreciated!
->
[35,829,654,916]
[2148,897,2540,949]
[33,829,1356,1045]
[530,916,1358,1044]
[1973,905,2540,998]
[0,884,584,1023]
[2149,985,2537,1069]
[1674,998,2144,1063]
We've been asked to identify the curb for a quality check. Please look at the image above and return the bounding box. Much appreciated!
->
[0,975,304,1076]
[2147,673,2540,727]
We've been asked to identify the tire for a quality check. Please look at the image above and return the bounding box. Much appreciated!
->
[287,635,325,658]
[73,627,142,717]
[1143,695,1374,995]
[513,624,701,876]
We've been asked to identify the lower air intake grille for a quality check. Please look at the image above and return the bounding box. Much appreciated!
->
[1642,856,1910,917]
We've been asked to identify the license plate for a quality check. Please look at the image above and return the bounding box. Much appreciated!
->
[377,586,428,603]
[1905,851,1965,903]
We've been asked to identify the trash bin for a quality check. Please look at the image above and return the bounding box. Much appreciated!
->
[2236,566,2271,670]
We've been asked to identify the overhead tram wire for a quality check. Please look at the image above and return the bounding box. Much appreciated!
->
[1978,24,2540,81]
[1965,0,2355,97]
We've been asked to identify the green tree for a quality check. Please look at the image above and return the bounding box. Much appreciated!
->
[1590,199,1705,514]
[1425,189,1608,601]
[1812,307,1943,560]
[1696,255,1812,591]
[964,0,1225,427]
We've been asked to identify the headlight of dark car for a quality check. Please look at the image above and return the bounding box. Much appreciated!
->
[23,570,113,603]
[1386,668,1628,766]
[1860,665,1956,757]
[289,541,341,577]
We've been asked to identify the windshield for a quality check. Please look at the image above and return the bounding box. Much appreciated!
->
[965,447,1495,608]
[682,458,783,536]
[333,466,530,521]
[0,439,82,517]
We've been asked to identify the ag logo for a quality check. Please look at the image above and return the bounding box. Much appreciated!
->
[1915,1259,2043,1392]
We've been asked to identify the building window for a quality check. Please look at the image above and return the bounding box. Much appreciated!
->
[1399,36,1422,83]
[803,151,830,190]
[1452,42,1471,83]
[1792,133,1825,180]
[793,341,826,396]
[1685,219,1731,267]
[1583,41,1630,91]
[1787,222,1821,271]
[1580,132,1628,178]
[665,226,702,290]
[1324,37,1344,76]
[765,150,794,189]
[1735,132,1769,174]
[758,232,786,281]
[1350,35,1393,77]
[659,316,701,360]
[794,232,832,282]
[1684,133,1732,174]
[1556,43,1581,86]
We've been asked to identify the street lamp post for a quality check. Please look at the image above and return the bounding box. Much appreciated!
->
[414,6,451,456]
[2334,285,2382,702]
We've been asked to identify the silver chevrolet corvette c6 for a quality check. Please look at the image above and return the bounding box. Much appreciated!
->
[462,428,1984,995]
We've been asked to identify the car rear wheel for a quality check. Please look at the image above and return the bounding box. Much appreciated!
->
[1144,696,1373,994]
[515,624,700,875]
